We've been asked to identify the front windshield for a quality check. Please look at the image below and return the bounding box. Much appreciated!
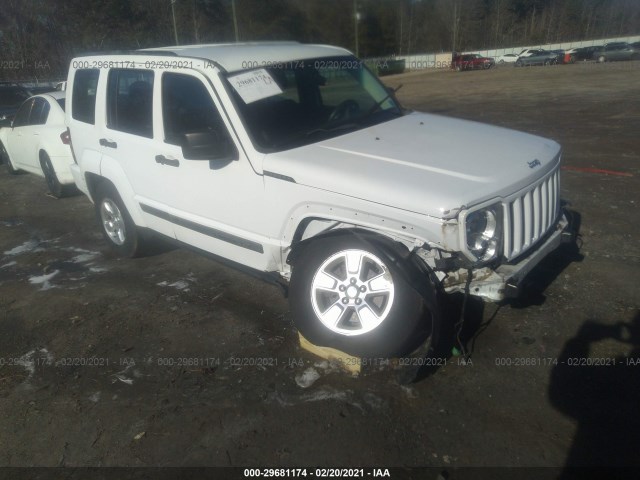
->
[223,56,403,151]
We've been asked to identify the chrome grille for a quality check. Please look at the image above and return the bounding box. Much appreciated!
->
[503,168,560,260]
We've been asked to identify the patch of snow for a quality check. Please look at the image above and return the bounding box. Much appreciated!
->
[111,374,133,385]
[111,364,135,385]
[158,278,192,291]
[267,387,353,407]
[401,385,418,399]
[313,359,341,374]
[362,392,386,410]
[0,220,24,227]
[168,280,190,290]
[1,261,17,269]
[300,387,350,403]
[295,367,321,388]
[72,252,100,263]
[4,239,43,256]
[15,348,54,380]
[28,270,60,290]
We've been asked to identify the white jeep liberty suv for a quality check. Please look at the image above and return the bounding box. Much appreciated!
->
[66,43,572,358]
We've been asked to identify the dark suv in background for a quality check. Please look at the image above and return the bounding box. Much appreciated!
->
[451,53,495,71]
[0,83,32,126]
[593,42,639,62]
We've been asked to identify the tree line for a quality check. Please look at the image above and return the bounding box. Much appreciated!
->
[1,0,639,81]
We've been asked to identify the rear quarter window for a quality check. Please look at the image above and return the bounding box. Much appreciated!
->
[72,69,100,124]
[30,97,50,125]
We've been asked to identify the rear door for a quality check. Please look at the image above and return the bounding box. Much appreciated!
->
[68,68,101,179]
[5,98,34,168]
[100,68,176,239]
[23,97,50,170]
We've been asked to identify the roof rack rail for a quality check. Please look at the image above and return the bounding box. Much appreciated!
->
[74,50,178,57]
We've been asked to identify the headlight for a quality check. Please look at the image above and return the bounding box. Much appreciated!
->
[465,206,501,262]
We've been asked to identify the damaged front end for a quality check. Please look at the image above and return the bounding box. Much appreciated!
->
[414,163,575,302]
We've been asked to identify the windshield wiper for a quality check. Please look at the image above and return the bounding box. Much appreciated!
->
[269,123,361,150]
[304,122,361,138]
[364,84,403,118]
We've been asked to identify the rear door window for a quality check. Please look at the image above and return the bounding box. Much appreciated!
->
[107,69,154,138]
[29,97,50,125]
[12,98,34,127]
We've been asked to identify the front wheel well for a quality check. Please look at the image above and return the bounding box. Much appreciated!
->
[288,228,396,266]
[287,227,436,284]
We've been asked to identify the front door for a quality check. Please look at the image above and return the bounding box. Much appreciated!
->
[150,69,267,269]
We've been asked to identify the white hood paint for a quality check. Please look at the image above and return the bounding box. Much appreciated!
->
[264,112,561,218]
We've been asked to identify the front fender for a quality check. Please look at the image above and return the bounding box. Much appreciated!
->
[281,202,449,252]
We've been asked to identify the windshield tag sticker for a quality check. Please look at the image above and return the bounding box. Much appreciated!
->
[228,69,283,104]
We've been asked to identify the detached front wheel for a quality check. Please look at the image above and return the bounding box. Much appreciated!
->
[290,235,440,358]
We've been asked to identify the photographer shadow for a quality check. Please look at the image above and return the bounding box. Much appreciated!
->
[549,312,640,475]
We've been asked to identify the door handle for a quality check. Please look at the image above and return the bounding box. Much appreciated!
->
[99,138,117,148]
[155,155,180,167]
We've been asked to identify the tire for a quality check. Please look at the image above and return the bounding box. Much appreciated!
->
[544,59,551,66]
[1,142,22,175]
[289,233,440,358]
[39,151,67,198]
[597,55,606,63]
[94,182,144,257]
[515,60,522,67]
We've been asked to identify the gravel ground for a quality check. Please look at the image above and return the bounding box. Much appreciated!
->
[0,60,638,478]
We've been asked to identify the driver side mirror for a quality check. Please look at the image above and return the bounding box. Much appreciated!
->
[181,131,238,162]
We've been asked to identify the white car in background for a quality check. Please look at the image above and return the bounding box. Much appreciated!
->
[496,53,518,64]
[0,91,75,197]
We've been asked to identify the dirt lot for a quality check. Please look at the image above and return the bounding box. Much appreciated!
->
[0,62,639,477]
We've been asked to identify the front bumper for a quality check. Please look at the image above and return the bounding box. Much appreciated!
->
[443,212,573,302]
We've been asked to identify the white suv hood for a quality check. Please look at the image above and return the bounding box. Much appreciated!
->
[264,112,561,218]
